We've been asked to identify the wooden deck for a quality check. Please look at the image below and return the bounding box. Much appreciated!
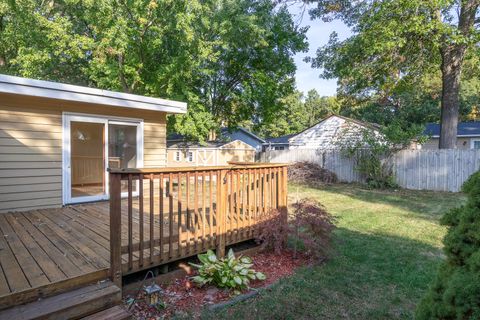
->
[0,163,288,310]
[0,198,190,308]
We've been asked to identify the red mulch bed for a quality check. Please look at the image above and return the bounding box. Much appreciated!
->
[124,250,311,319]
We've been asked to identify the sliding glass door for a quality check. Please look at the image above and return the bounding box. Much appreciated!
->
[63,114,143,204]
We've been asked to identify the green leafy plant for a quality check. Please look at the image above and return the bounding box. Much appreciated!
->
[335,121,427,189]
[190,249,266,292]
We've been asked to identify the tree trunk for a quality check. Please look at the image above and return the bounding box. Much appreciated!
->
[439,46,463,149]
[438,0,479,149]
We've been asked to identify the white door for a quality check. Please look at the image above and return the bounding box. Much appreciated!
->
[63,114,143,204]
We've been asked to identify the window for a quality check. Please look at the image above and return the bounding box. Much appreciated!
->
[274,146,285,150]
[187,151,194,162]
[175,151,181,161]
[472,140,480,150]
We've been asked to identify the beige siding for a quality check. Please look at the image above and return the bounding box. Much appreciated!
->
[0,93,167,213]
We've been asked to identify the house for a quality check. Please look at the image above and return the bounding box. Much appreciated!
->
[263,115,380,150]
[220,127,266,152]
[167,139,255,166]
[422,122,480,149]
[0,74,186,213]
[264,133,295,151]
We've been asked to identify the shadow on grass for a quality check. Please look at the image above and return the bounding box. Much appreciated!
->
[291,183,464,223]
[199,227,444,320]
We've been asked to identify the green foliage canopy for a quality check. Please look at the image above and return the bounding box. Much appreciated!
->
[306,0,480,140]
[0,0,308,142]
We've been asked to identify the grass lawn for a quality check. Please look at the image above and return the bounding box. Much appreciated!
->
[201,183,464,319]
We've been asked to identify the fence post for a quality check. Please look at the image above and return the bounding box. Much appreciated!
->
[109,172,122,288]
[216,169,228,258]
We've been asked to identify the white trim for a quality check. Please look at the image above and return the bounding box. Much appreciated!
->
[62,112,144,205]
[0,74,187,114]
[470,139,480,149]
[63,114,109,204]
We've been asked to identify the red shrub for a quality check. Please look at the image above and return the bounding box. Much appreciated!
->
[291,198,336,262]
[255,198,336,263]
[255,208,289,254]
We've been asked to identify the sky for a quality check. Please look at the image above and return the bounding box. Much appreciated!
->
[288,4,352,97]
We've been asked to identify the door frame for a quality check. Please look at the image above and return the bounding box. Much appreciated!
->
[62,112,144,205]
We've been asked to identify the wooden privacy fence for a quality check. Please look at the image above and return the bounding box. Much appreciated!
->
[261,149,480,192]
[108,163,288,287]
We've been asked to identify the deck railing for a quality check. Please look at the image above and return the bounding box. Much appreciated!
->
[108,163,288,287]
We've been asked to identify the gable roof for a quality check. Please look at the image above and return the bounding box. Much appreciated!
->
[287,115,380,144]
[425,122,480,137]
[0,74,187,114]
[220,127,266,143]
[265,134,296,144]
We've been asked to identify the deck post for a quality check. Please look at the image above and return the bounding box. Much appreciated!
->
[216,169,228,258]
[280,166,289,229]
[109,172,122,288]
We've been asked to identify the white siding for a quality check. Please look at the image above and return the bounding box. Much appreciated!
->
[289,116,377,149]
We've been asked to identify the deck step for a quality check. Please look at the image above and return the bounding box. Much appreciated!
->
[80,305,131,320]
[0,281,121,320]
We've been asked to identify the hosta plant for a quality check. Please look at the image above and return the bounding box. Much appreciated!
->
[190,249,266,292]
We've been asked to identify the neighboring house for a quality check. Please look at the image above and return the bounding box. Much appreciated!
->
[167,140,255,166]
[422,122,480,150]
[0,74,186,213]
[220,127,266,152]
[263,115,380,150]
[263,134,295,151]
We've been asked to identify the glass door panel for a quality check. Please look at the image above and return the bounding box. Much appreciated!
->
[70,121,106,198]
[108,123,138,193]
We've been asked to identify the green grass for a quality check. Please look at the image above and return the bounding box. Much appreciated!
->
[201,183,464,319]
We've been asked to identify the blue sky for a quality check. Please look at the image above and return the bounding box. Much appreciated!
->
[288,4,351,97]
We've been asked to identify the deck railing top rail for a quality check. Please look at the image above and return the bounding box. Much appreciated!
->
[108,163,288,175]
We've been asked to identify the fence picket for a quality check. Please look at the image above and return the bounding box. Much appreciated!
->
[263,148,480,192]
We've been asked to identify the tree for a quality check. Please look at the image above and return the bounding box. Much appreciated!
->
[254,89,341,138]
[0,0,307,142]
[255,90,307,138]
[303,89,340,126]
[416,171,480,319]
[306,0,480,149]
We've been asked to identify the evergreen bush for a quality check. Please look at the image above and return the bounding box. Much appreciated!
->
[416,171,480,319]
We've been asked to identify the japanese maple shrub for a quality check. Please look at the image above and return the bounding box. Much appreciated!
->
[190,249,265,293]
[256,198,336,262]
[291,198,336,262]
[416,171,480,319]
[256,208,289,254]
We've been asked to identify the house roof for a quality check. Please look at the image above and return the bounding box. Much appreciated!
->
[220,127,266,143]
[292,115,381,140]
[265,134,296,144]
[0,74,187,114]
[425,122,480,137]
[265,115,380,146]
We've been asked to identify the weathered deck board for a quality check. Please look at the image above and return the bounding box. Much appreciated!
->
[0,196,215,307]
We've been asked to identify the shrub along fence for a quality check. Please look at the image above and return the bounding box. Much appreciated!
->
[260,149,480,192]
